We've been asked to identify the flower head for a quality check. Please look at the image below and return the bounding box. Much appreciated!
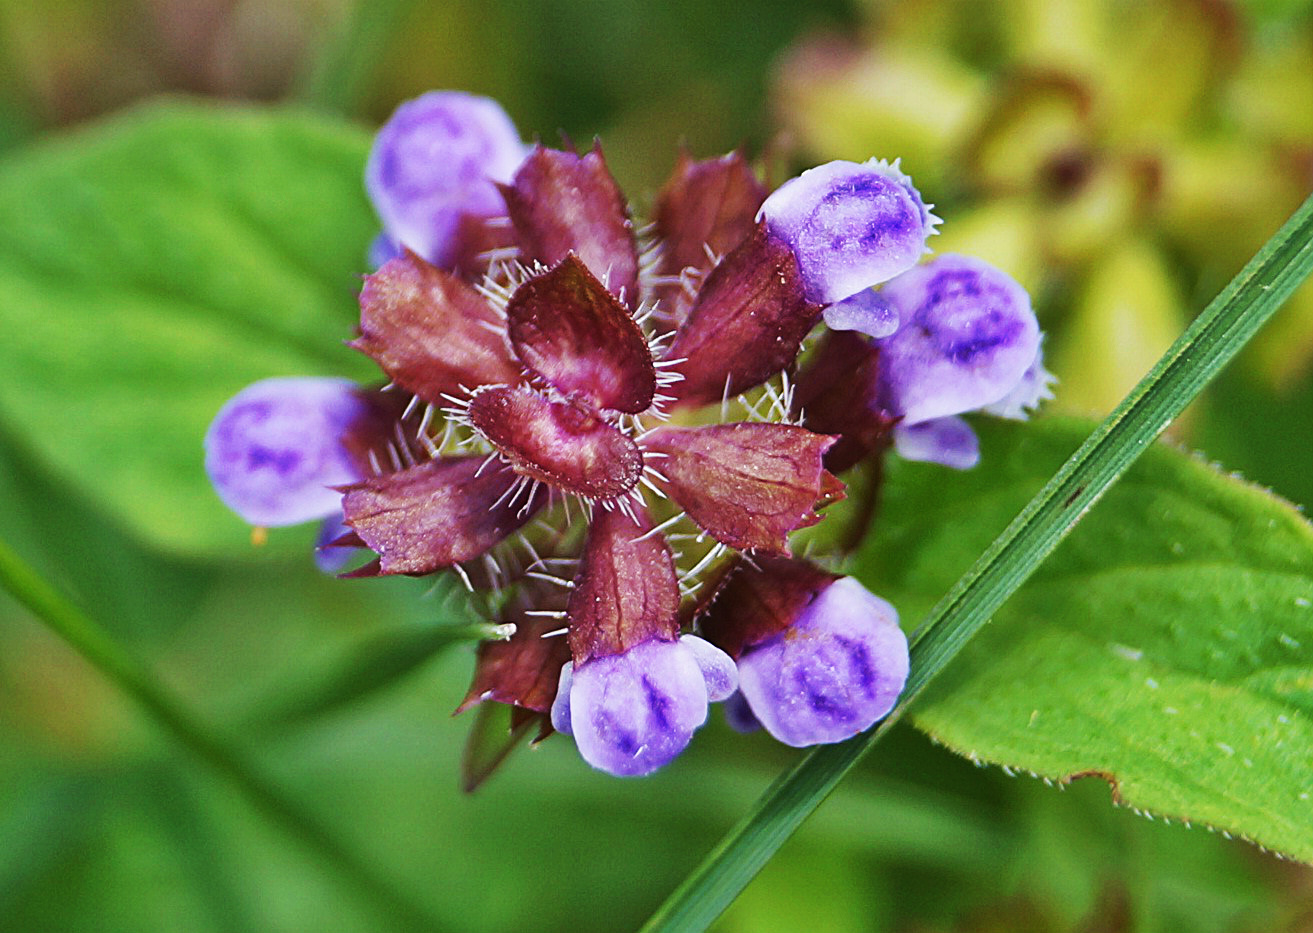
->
[204,89,1041,780]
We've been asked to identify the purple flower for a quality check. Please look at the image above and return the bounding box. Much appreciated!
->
[876,253,1040,426]
[366,91,527,269]
[795,253,1046,472]
[204,377,371,526]
[550,634,736,776]
[698,557,908,747]
[758,158,938,304]
[207,92,971,779]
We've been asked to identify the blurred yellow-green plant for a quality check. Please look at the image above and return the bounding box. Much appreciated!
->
[775,0,1313,409]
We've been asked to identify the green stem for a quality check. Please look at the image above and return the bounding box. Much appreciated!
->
[292,0,423,116]
[0,538,444,933]
[641,194,1313,933]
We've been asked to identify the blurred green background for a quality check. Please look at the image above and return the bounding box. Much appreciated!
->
[0,1,1311,931]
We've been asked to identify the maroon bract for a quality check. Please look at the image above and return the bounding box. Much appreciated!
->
[642,424,839,554]
[504,255,655,413]
[466,386,644,499]
[501,144,639,305]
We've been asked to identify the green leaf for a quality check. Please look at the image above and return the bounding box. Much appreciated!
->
[865,416,1313,860]
[0,101,377,559]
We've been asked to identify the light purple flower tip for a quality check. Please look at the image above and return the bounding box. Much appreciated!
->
[366,91,527,268]
[876,254,1040,426]
[680,634,738,701]
[314,511,356,574]
[736,577,908,747]
[893,416,980,470]
[204,377,367,527]
[553,637,723,776]
[723,691,762,734]
[982,340,1056,420]
[822,288,899,339]
[758,158,936,305]
[368,232,402,270]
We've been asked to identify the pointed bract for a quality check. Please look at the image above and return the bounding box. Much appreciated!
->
[643,423,839,554]
[567,505,681,664]
[654,150,768,323]
[793,330,897,473]
[458,612,572,716]
[504,255,656,413]
[354,252,520,403]
[502,144,639,304]
[341,456,539,575]
[665,224,821,407]
[467,387,643,500]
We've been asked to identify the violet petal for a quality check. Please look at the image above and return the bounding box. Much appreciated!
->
[664,224,820,408]
[550,663,573,735]
[205,377,367,526]
[567,638,709,776]
[723,691,763,733]
[366,91,526,268]
[354,252,521,405]
[758,158,936,304]
[981,340,1056,420]
[679,635,738,702]
[314,511,356,574]
[567,505,681,664]
[822,288,899,339]
[504,255,655,413]
[736,577,908,747]
[341,456,540,575]
[467,387,643,500]
[877,254,1040,425]
[502,144,639,305]
[643,423,839,554]
[893,416,980,470]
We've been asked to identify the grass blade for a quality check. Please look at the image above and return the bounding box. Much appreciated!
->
[641,193,1313,933]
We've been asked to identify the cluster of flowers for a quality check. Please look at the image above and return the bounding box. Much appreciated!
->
[205,91,1050,778]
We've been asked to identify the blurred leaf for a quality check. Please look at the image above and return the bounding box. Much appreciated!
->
[865,417,1313,861]
[1051,240,1186,415]
[0,101,377,560]
[254,615,510,732]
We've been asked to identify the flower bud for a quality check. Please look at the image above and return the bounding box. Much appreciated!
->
[697,558,908,747]
[733,576,908,747]
[549,635,736,776]
[876,253,1040,426]
[204,377,369,526]
[758,158,937,304]
[365,91,527,268]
